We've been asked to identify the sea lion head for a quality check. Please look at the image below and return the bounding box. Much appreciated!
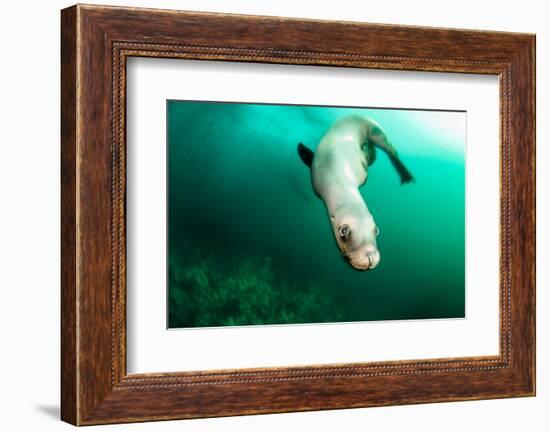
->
[331,211,380,271]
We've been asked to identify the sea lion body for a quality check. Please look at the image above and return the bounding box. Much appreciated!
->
[312,116,371,198]
[298,115,413,271]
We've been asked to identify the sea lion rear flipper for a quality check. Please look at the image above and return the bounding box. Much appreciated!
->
[297,143,314,168]
[387,153,415,184]
[365,118,414,184]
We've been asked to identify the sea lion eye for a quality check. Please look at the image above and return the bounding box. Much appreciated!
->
[339,224,351,240]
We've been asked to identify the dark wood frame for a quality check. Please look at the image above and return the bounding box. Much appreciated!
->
[61,4,536,426]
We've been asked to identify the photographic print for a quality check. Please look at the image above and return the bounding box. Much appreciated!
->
[167,101,466,329]
[60,7,535,422]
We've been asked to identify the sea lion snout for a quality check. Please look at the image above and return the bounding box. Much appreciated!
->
[365,246,381,269]
[348,244,380,271]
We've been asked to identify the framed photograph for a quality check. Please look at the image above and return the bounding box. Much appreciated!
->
[61,4,535,425]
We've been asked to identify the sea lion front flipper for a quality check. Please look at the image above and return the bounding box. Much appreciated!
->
[297,143,314,168]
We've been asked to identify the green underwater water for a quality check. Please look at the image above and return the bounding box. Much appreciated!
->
[167,100,466,328]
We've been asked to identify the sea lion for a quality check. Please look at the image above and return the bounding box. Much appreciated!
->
[298,115,414,270]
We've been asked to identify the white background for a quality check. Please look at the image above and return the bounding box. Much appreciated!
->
[0,0,546,430]
[127,59,499,373]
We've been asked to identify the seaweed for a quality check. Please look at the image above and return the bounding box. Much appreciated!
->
[168,251,343,328]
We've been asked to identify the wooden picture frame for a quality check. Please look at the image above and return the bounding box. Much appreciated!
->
[61,4,535,425]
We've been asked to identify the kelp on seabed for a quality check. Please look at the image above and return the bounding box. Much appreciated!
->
[168,250,342,328]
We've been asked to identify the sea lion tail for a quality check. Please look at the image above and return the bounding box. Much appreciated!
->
[297,143,314,168]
